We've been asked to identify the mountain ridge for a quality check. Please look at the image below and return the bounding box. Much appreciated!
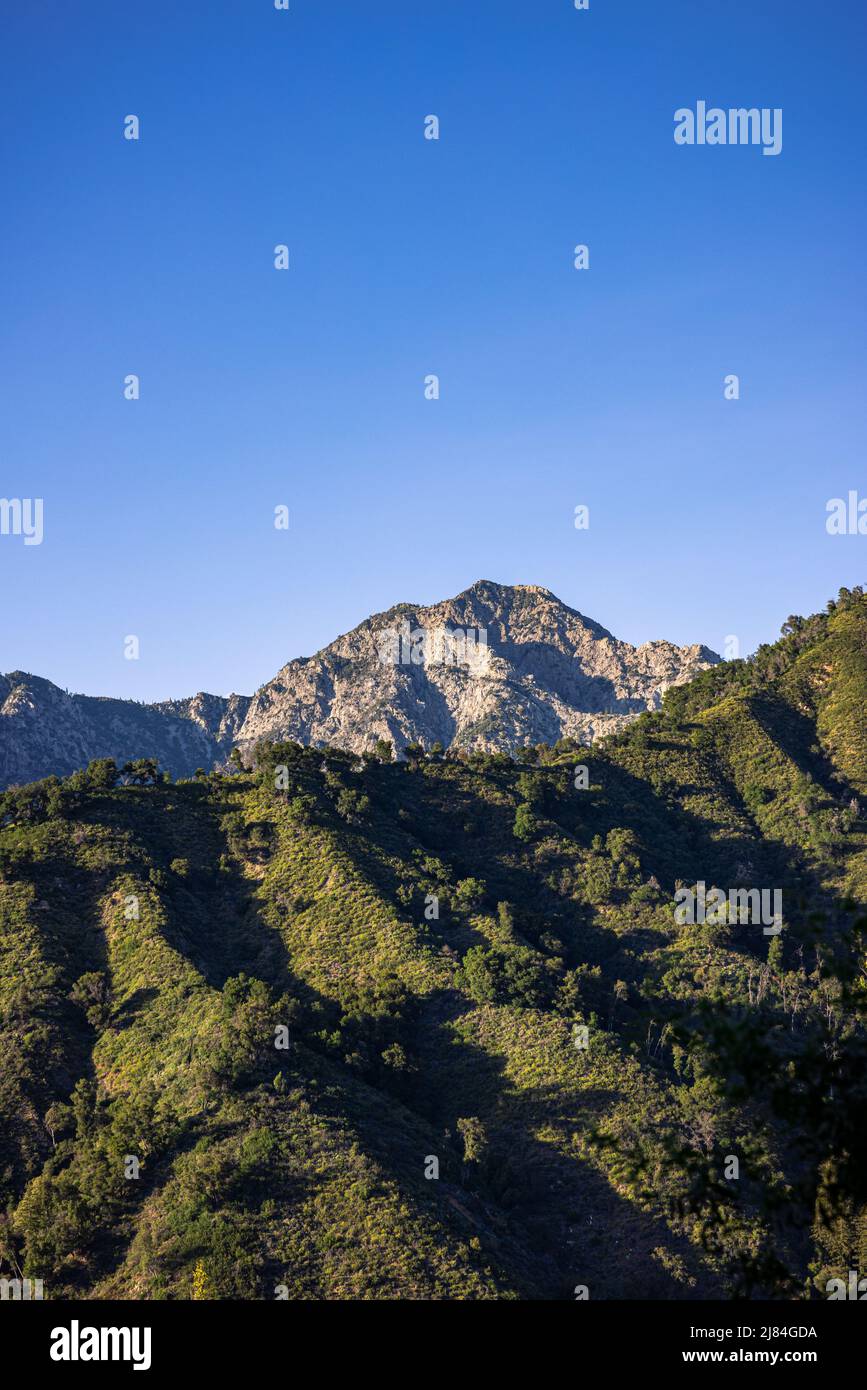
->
[0,580,718,788]
[1,582,865,1300]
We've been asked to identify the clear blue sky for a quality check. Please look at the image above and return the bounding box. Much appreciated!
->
[1,0,865,701]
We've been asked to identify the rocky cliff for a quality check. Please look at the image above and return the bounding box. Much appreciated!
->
[0,581,718,786]
[0,674,250,788]
[232,580,718,758]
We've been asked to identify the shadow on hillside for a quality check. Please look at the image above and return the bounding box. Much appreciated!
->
[0,847,113,1193]
[73,784,298,994]
[339,759,806,974]
[496,637,659,717]
[12,773,862,1300]
[325,985,724,1299]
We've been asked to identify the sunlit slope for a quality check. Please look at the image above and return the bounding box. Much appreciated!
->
[0,586,865,1300]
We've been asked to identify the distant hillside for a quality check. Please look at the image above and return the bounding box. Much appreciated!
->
[0,674,249,790]
[0,585,865,1301]
[0,581,717,788]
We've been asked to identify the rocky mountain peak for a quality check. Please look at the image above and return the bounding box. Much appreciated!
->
[0,582,719,786]
[233,581,719,759]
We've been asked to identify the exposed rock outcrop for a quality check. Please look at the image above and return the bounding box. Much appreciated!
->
[0,581,718,787]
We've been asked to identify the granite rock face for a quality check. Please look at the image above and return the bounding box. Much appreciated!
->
[0,674,250,788]
[232,580,719,758]
[0,582,719,787]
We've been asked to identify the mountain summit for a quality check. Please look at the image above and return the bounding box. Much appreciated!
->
[0,582,718,786]
[234,580,718,760]
[2,585,865,1301]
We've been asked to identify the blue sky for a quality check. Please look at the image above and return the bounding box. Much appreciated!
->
[1,0,865,701]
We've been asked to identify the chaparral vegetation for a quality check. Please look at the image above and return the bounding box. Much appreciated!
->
[1,588,866,1300]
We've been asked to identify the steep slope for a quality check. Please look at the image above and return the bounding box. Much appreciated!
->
[0,762,724,1301]
[0,581,716,789]
[0,674,250,790]
[1,586,865,1301]
[234,580,718,757]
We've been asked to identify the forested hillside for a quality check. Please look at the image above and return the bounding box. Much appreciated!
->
[1,587,866,1301]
